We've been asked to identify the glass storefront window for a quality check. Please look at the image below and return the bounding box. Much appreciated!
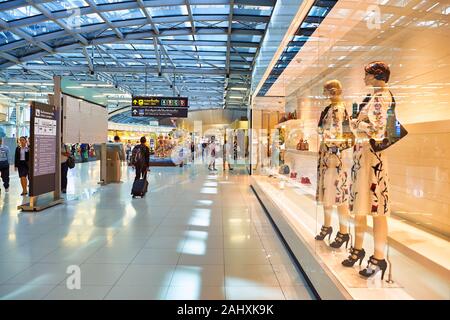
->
[250,0,450,300]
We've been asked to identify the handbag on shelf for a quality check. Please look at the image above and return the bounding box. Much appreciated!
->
[278,165,290,175]
[320,105,354,153]
[369,93,408,152]
[300,177,311,185]
[334,109,355,152]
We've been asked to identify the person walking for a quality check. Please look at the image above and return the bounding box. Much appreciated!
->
[61,142,71,194]
[201,139,207,163]
[0,138,10,194]
[14,136,29,196]
[223,138,233,171]
[126,140,132,162]
[131,136,150,181]
[208,136,217,171]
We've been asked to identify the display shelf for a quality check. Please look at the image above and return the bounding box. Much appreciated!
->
[285,149,318,156]
[274,119,303,129]
[251,175,450,300]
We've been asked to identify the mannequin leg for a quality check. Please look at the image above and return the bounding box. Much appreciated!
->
[337,204,350,234]
[323,206,332,227]
[354,215,367,251]
[372,215,388,260]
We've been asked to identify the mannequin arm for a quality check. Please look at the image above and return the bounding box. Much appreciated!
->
[357,96,388,138]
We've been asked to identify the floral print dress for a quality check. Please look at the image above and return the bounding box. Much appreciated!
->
[316,103,349,207]
[349,91,393,216]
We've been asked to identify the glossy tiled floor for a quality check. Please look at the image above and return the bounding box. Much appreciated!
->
[0,161,314,300]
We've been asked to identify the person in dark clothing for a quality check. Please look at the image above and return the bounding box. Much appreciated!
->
[190,140,195,162]
[61,143,70,193]
[131,136,150,181]
[14,136,29,196]
[201,141,207,163]
[0,138,10,194]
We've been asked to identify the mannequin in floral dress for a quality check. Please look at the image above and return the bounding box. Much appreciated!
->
[315,80,351,248]
[342,61,393,280]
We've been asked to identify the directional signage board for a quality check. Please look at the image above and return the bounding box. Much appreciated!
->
[131,96,189,118]
[132,96,188,107]
[30,101,58,196]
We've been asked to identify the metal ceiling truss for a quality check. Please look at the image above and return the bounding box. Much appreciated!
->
[0,0,277,122]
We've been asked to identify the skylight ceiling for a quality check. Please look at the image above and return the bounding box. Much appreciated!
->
[0,0,277,120]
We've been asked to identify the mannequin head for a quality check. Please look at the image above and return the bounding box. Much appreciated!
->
[323,79,343,103]
[364,61,390,88]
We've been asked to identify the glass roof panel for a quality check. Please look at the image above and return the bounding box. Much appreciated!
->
[118,26,152,34]
[93,0,130,4]
[24,21,63,36]
[147,5,188,17]
[0,31,21,45]
[105,43,135,49]
[231,34,261,42]
[198,55,226,61]
[197,46,226,52]
[43,0,88,12]
[233,6,273,16]
[159,21,191,29]
[194,21,228,28]
[104,8,145,21]
[196,34,227,42]
[0,5,41,21]
[232,22,267,30]
[191,5,230,15]
[309,6,329,17]
[132,44,154,50]
[61,12,103,26]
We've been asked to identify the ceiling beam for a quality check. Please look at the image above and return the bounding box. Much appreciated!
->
[226,1,235,77]
[82,47,94,72]
[27,1,88,45]
[12,64,252,76]
[85,0,124,40]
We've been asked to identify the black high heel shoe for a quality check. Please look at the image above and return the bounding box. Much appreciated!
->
[359,255,388,280]
[342,247,365,267]
[330,232,350,249]
[315,226,333,241]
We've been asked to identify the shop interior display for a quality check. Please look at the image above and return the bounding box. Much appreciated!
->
[251,19,450,297]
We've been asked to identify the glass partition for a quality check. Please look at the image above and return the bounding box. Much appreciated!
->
[251,0,450,300]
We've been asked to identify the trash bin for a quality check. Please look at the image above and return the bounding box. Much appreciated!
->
[106,148,121,183]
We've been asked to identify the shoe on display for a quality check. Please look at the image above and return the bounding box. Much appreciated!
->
[330,232,350,249]
[315,225,333,241]
[359,256,388,280]
[342,247,366,267]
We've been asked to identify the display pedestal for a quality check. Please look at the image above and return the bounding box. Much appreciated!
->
[18,195,64,212]
[251,175,450,300]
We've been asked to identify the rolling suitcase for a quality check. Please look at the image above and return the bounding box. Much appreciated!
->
[131,171,148,198]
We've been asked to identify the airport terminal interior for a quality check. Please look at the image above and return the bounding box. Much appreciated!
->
[0,0,449,300]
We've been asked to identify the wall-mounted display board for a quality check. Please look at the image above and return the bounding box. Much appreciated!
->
[62,93,108,143]
[131,96,189,118]
[29,101,57,197]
